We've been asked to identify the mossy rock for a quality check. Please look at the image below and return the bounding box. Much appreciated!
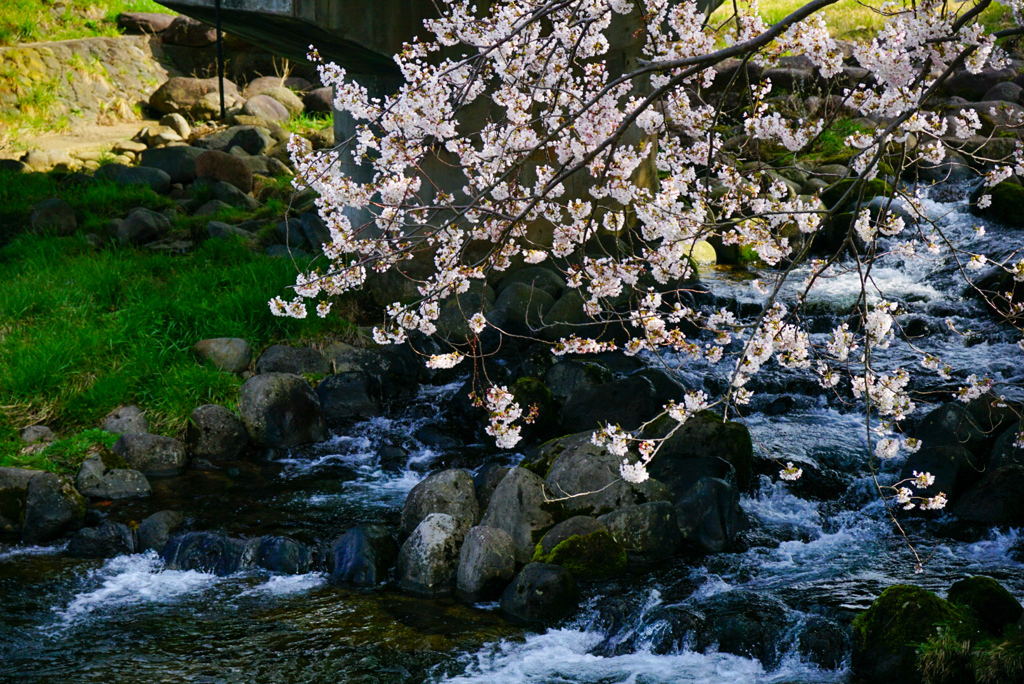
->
[852,584,972,683]
[970,181,1024,228]
[97,446,130,471]
[510,377,555,439]
[820,178,893,211]
[686,240,717,266]
[531,529,626,580]
[948,576,1024,635]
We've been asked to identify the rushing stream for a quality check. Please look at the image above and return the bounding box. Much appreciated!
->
[2,180,1023,683]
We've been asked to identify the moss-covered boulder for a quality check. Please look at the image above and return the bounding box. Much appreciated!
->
[947,576,1024,635]
[852,585,972,683]
[532,527,626,580]
[509,376,555,440]
[970,180,1024,228]
[820,177,893,211]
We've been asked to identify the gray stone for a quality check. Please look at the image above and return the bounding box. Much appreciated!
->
[195,125,274,155]
[237,372,328,449]
[193,337,252,373]
[497,267,566,299]
[261,87,305,117]
[117,12,176,34]
[643,411,754,493]
[401,469,479,538]
[493,282,556,335]
[480,467,561,563]
[95,164,172,194]
[159,113,191,139]
[118,207,172,245]
[67,521,135,558]
[542,431,670,517]
[456,525,516,600]
[161,531,259,575]
[137,510,185,553]
[243,95,290,123]
[193,199,234,217]
[256,345,330,375]
[599,501,681,565]
[0,467,38,536]
[30,199,76,236]
[19,425,54,444]
[540,290,591,342]
[195,179,260,210]
[206,221,256,243]
[162,16,217,46]
[150,77,241,121]
[195,149,254,193]
[185,404,249,461]
[913,402,988,456]
[255,536,313,574]
[561,375,662,433]
[501,563,579,625]
[675,477,746,553]
[274,218,309,249]
[544,360,613,402]
[396,513,464,598]
[111,433,188,477]
[328,524,398,587]
[138,146,205,184]
[472,463,508,514]
[316,372,381,423]
[22,473,86,544]
[535,515,605,556]
[102,405,148,435]
[303,87,333,112]
[266,244,310,259]
[76,455,151,499]
[300,213,331,251]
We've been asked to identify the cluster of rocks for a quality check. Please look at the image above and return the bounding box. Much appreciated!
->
[898,397,1024,526]
[854,576,1024,682]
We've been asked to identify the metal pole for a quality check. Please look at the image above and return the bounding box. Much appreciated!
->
[215,0,226,120]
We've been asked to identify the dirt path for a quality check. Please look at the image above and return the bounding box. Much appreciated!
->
[0,120,159,161]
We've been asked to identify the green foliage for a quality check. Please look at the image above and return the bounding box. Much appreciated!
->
[0,429,119,475]
[0,0,170,46]
[281,112,334,136]
[0,232,354,472]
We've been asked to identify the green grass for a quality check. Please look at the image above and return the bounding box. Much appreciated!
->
[0,169,355,475]
[0,0,171,46]
[282,112,333,136]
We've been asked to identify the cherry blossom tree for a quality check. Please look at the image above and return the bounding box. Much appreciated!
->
[272,0,1024,523]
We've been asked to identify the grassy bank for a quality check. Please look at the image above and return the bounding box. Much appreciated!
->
[0,169,356,474]
[0,0,170,46]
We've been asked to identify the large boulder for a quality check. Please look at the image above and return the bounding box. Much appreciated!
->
[989,421,1024,470]
[501,563,579,625]
[480,467,562,563]
[22,473,86,544]
[76,455,151,499]
[161,531,258,576]
[951,466,1024,525]
[111,433,188,477]
[697,590,794,669]
[396,513,465,598]
[150,78,241,121]
[0,467,38,536]
[243,76,311,98]
[117,207,172,246]
[561,375,662,433]
[102,405,148,435]
[304,87,333,112]
[254,536,313,574]
[456,525,516,600]
[195,150,254,194]
[852,585,970,682]
[496,267,566,299]
[544,360,613,402]
[947,575,1023,635]
[598,501,681,565]
[137,510,184,553]
[401,469,479,538]
[255,345,330,375]
[195,125,274,156]
[242,95,290,123]
[643,410,754,492]
[532,516,626,579]
[316,372,381,424]
[913,402,989,456]
[674,477,746,553]
[66,521,135,558]
[260,87,305,117]
[970,180,1024,228]
[138,146,205,184]
[472,463,509,514]
[162,15,216,46]
[899,445,978,507]
[237,373,328,450]
[328,525,398,587]
[117,12,175,34]
[492,282,555,335]
[30,199,76,236]
[542,431,671,517]
[192,337,252,373]
[185,404,249,461]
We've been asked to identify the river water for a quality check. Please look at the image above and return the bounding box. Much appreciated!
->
[2,180,1023,683]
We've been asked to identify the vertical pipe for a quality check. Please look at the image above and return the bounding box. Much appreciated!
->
[215,0,226,120]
